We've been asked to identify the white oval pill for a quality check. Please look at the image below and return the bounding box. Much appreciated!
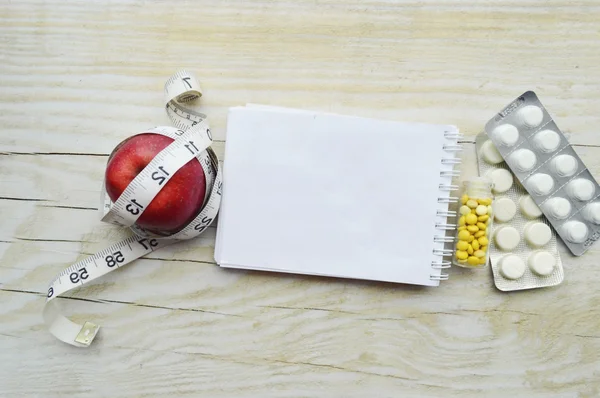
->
[566,178,595,201]
[541,197,572,220]
[532,129,561,153]
[481,140,504,164]
[550,154,578,178]
[561,221,588,243]
[526,173,554,196]
[524,222,552,247]
[494,197,517,222]
[492,124,519,147]
[489,168,514,193]
[517,105,544,128]
[582,202,600,224]
[508,148,537,172]
[528,251,556,276]
[495,226,521,251]
[500,255,526,280]
[519,195,542,219]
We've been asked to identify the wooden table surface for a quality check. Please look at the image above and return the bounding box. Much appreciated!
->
[2,1,600,396]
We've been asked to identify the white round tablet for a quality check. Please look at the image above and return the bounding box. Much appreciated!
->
[550,154,578,178]
[541,197,572,220]
[526,173,554,196]
[532,130,561,153]
[582,202,600,224]
[517,105,544,128]
[494,197,517,222]
[500,255,526,280]
[528,251,556,276]
[524,222,552,247]
[489,168,514,193]
[561,221,588,243]
[519,195,542,219]
[508,148,537,172]
[566,178,595,201]
[492,124,519,147]
[495,226,521,251]
[481,140,504,164]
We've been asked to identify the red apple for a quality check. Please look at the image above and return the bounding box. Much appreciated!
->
[105,133,206,234]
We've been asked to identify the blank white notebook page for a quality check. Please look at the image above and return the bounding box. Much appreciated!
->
[216,107,452,287]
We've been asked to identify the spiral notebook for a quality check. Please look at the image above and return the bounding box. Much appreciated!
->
[214,105,461,287]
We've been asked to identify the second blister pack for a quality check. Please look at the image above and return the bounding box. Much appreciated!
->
[475,133,564,291]
[484,91,600,256]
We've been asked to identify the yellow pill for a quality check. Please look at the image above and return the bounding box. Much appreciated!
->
[477,222,487,231]
[487,205,493,215]
[474,250,485,258]
[481,244,488,252]
[467,256,480,266]
[467,235,474,242]
[479,257,487,265]
[467,225,479,233]
[461,194,469,205]
[456,250,468,260]
[472,239,480,250]
[471,209,477,214]
[458,230,471,241]
[458,226,467,231]
[456,241,469,251]
[466,199,478,209]
[478,236,489,246]
[474,231,486,238]
[478,198,492,206]
[458,258,467,263]
[458,216,466,226]
[475,205,488,216]
[478,215,489,222]
[465,214,478,225]
[467,245,474,255]
[459,205,471,216]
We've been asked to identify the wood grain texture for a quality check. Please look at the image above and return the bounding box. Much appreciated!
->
[2,0,600,396]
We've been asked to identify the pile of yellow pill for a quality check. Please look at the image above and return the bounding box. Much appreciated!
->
[455,194,493,266]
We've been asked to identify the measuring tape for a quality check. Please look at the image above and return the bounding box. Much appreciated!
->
[43,70,222,347]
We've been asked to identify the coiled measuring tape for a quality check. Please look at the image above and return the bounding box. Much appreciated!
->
[43,70,222,347]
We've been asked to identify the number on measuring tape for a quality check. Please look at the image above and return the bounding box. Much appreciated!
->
[137,238,158,250]
[70,268,89,284]
[185,140,199,155]
[126,199,144,215]
[105,251,125,268]
[44,70,222,348]
[151,166,170,185]
[194,216,213,233]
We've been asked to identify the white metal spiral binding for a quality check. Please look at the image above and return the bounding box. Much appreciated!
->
[431,260,451,269]
[433,248,453,256]
[440,170,460,177]
[441,158,461,165]
[443,131,463,140]
[437,196,458,203]
[436,210,456,218]
[435,223,456,231]
[433,235,454,243]
[443,144,463,152]
[438,184,459,191]
[432,129,462,282]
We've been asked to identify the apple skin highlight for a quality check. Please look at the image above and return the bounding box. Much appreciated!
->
[105,133,207,233]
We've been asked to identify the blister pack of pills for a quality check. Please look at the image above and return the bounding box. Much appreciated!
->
[484,91,600,256]
[475,133,564,291]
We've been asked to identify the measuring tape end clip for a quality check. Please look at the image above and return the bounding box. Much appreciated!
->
[75,321,100,346]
